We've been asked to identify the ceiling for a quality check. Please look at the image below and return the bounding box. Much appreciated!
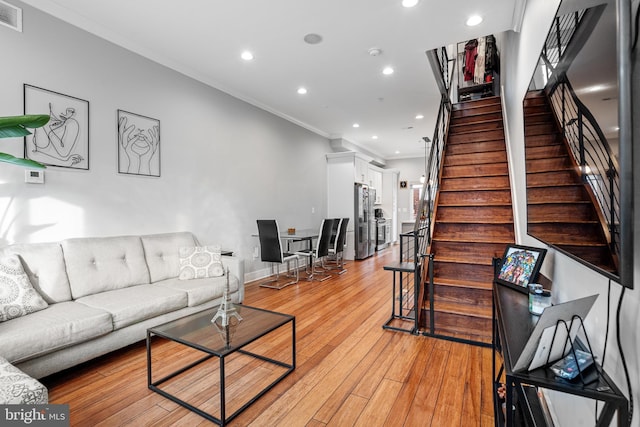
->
[20,0,526,161]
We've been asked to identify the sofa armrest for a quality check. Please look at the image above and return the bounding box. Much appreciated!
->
[222,255,244,303]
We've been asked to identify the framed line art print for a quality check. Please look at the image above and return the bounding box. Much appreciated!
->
[496,244,547,293]
[23,84,89,170]
[117,109,160,177]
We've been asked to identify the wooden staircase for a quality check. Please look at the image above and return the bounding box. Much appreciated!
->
[523,90,616,272]
[421,96,515,344]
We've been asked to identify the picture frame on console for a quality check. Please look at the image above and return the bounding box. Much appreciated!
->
[496,244,547,294]
[23,84,90,170]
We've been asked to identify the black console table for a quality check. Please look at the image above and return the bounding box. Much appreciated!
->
[492,282,629,426]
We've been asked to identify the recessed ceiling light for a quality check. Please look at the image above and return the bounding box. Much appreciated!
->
[466,15,483,26]
[382,66,394,75]
[372,135,378,140]
[297,87,308,95]
[241,51,254,61]
[395,150,401,154]
[415,114,424,119]
[402,0,419,7]
[353,123,360,128]
[303,33,323,45]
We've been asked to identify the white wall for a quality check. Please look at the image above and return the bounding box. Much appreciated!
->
[500,0,640,425]
[0,1,331,281]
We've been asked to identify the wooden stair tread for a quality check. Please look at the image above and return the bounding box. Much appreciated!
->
[450,118,504,128]
[432,236,514,245]
[423,300,492,319]
[432,277,494,290]
[528,219,600,224]
[433,256,494,266]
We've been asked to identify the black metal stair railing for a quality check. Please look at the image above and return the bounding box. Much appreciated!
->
[547,74,620,260]
[536,5,621,267]
[382,46,453,335]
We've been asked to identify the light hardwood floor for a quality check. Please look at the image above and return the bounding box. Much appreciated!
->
[44,247,495,426]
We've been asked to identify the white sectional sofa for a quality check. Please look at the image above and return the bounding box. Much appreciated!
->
[0,231,244,380]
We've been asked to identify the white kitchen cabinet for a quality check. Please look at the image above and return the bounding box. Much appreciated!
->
[369,167,383,204]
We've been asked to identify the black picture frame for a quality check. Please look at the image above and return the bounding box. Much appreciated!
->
[496,244,547,294]
[117,109,160,177]
[23,84,90,170]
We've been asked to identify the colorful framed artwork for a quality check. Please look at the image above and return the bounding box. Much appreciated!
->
[496,244,547,293]
[117,109,160,177]
[23,84,89,170]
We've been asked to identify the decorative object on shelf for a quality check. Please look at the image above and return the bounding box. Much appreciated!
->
[528,283,552,315]
[496,244,547,293]
[287,228,295,235]
[0,115,49,169]
[24,84,89,170]
[211,267,243,327]
[117,109,160,177]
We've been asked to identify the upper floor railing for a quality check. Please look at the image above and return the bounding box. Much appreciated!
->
[537,5,621,265]
[547,74,620,260]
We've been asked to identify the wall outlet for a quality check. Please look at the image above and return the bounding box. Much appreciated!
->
[25,169,44,184]
[253,246,260,259]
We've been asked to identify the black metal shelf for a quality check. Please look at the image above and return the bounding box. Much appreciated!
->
[492,282,629,426]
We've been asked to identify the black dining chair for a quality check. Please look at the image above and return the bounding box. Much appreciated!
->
[256,219,300,289]
[295,218,335,281]
[327,217,349,274]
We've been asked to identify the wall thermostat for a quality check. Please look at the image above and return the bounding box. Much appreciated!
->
[25,169,45,184]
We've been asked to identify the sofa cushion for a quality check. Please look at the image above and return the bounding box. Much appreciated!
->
[62,236,151,299]
[141,232,197,282]
[0,301,113,363]
[75,284,188,330]
[0,356,48,404]
[0,242,72,303]
[155,274,239,307]
[179,246,224,280]
[0,255,48,322]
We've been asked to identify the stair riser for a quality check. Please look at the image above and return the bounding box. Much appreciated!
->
[528,204,598,221]
[445,151,507,166]
[421,310,492,340]
[433,261,495,283]
[447,140,507,156]
[527,186,589,203]
[555,245,616,270]
[527,223,607,243]
[525,145,567,159]
[437,206,513,222]
[523,105,552,115]
[523,97,547,107]
[526,157,574,172]
[449,120,503,134]
[453,97,501,110]
[525,123,557,136]
[434,223,515,242]
[525,134,562,147]
[442,163,509,179]
[438,189,512,206]
[425,286,493,309]
[431,240,508,261]
[448,129,504,144]
[440,176,511,191]
[527,171,582,186]
[524,113,555,125]
[451,111,503,124]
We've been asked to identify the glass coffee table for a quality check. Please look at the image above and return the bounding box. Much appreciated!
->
[146,304,295,426]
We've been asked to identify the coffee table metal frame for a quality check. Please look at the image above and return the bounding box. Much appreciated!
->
[146,304,295,426]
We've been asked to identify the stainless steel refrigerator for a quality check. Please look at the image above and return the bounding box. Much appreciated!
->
[354,183,376,259]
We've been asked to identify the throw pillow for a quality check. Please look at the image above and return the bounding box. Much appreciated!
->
[179,246,224,280]
[0,255,48,322]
